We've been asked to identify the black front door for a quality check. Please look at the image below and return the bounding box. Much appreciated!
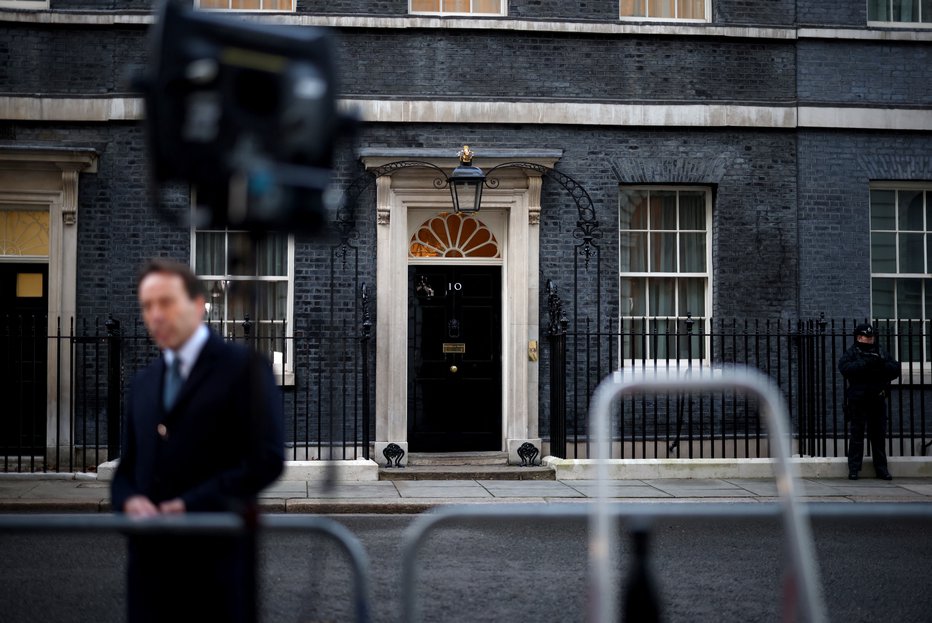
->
[408,265,501,452]
[0,263,49,454]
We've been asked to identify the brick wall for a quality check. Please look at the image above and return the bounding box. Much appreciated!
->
[0,25,147,95]
[0,24,795,104]
[45,0,795,22]
[335,31,795,103]
[713,0,794,26]
[797,0,865,27]
[797,131,932,319]
[799,40,932,106]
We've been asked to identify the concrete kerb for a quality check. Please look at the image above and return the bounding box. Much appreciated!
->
[16,457,932,484]
[542,456,932,480]
[95,458,381,483]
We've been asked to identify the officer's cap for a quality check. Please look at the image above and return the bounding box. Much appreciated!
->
[854,323,875,337]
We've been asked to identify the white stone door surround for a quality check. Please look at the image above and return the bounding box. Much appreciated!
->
[360,148,561,465]
[0,147,98,468]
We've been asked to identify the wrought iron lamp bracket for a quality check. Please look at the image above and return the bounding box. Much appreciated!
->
[484,161,600,269]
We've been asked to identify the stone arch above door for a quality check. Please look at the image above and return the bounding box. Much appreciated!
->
[359,148,561,465]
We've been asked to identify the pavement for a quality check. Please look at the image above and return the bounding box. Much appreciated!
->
[2,473,932,513]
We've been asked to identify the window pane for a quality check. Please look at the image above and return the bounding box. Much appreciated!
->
[624,318,646,360]
[678,192,705,229]
[649,191,677,229]
[677,0,705,19]
[872,278,895,319]
[256,233,288,276]
[868,0,889,20]
[649,278,675,316]
[227,232,255,276]
[928,234,932,274]
[926,278,932,324]
[870,189,895,230]
[678,278,705,317]
[621,0,646,17]
[650,233,677,272]
[648,0,675,17]
[899,233,924,273]
[924,0,932,21]
[228,281,287,323]
[230,0,261,8]
[898,278,923,318]
[619,232,647,272]
[651,318,673,359]
[199,0,228,8]
[894,0,920,20]
[411,0,440,11]
[204,280,227,325]
[473,0,500,13]
[871,232,896,272]
[927,191,932,228]
[902,320,924,362]
[680,232,706,272]
[0,209,50,256]
[620,277,646,316]
[620,190,648,230]
[195,232,225,275]
[898,189,924,231]
[442,0,469,11]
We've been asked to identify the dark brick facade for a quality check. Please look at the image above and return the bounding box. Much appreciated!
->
[45,0,796,23]
[797,131,932,319]
[797,1,866,27]
[2,0,931,449]
[0,25,147,95]
[335,31,795,103]
[798,40,932,106]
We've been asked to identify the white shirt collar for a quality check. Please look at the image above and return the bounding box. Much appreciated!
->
[163,324,209,380]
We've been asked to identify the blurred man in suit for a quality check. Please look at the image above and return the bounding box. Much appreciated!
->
[112,258,284,623]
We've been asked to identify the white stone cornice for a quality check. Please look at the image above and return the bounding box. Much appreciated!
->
[2,96,931,131]
[347,100,800,128]
[0,96,145,121]
[800,26,932,41]
[798,106,932,131]
[0,146,98,173]
[4,10,932,41]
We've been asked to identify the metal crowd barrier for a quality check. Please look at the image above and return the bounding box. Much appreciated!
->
[0,513,372,623]
[401,366,829,623]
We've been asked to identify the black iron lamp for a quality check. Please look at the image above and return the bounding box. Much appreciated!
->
[448,145,486,213]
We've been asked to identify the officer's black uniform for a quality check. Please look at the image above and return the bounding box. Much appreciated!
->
[838,323,900,480]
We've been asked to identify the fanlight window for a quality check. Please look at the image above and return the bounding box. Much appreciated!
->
[409,212,500,259]
[0,210,50,257]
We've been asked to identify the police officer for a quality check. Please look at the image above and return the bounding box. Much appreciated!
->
[838,323,900,480]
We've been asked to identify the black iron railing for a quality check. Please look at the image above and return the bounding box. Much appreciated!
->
[0,291,374,473]
[546,312,932,460]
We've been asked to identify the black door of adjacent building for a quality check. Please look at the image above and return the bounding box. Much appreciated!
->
[408,265,501,452]
[0,263,48,454]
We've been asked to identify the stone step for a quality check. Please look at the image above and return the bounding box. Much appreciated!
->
[406,451,509,466]
[379,464,554,481]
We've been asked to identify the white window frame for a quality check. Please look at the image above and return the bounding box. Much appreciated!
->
[619,0,712,23]
[618,186,713,363]
[869,182,932,368]
[190,224,296,385]
[867,0,932,28]
[0,0,49,8]
[408,0,506,17]
[194,0,295,12]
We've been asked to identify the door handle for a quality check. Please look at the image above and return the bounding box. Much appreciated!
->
[449,365,458,374]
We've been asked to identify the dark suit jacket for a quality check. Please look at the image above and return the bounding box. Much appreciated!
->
[111,330,284,622]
